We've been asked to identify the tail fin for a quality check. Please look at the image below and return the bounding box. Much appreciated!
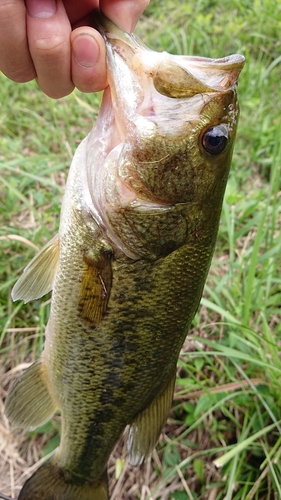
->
[18,460,108,500]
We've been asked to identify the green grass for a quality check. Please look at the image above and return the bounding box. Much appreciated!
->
[1,0,281,499]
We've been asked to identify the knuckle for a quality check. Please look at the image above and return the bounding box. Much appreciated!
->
[31,35,69,60]
[0,1,23,21]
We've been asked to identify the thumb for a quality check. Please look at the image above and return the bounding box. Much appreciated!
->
[71,27,107,92]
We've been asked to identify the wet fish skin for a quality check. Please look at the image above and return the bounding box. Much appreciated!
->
[5,12,244,500]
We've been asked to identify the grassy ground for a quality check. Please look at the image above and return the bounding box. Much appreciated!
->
[1,0,281,498]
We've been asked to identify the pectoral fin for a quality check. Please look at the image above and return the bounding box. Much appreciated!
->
[5,357,57,430]
[78,249,113,328]
[128,369,176,466]
[12,234,60,303]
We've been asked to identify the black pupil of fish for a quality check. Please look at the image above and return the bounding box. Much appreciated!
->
[202,126,228,155]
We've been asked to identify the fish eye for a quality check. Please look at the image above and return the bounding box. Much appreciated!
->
[202,125,228,155]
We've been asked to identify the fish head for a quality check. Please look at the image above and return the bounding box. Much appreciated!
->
[87,14,245,258]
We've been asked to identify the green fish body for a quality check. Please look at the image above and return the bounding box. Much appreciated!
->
[5,13,244,500]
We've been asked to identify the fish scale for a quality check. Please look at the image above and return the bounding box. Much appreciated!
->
[5,11,244,500]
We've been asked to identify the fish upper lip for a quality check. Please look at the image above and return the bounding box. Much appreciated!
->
[93,10,245,93]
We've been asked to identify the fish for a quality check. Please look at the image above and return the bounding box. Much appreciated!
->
[5,11,244,500]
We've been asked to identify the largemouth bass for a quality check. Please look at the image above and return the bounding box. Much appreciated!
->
[5,12,244,500]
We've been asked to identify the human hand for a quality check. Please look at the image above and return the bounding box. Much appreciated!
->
[0,0,149,98]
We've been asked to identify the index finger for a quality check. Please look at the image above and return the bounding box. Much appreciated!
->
[100,0,150,32]
[62,0,149,32]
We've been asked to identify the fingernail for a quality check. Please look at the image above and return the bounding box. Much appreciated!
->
[72,34,100,69]
[26,0,57,18]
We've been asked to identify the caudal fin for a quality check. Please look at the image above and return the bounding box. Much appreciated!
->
[18,459,108,500]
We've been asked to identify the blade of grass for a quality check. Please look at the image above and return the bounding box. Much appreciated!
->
[214,421,281,468]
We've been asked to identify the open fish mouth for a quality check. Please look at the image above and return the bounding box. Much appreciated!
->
[93,10,244,97]
[89,10,244,147]
[81,12,245,258]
